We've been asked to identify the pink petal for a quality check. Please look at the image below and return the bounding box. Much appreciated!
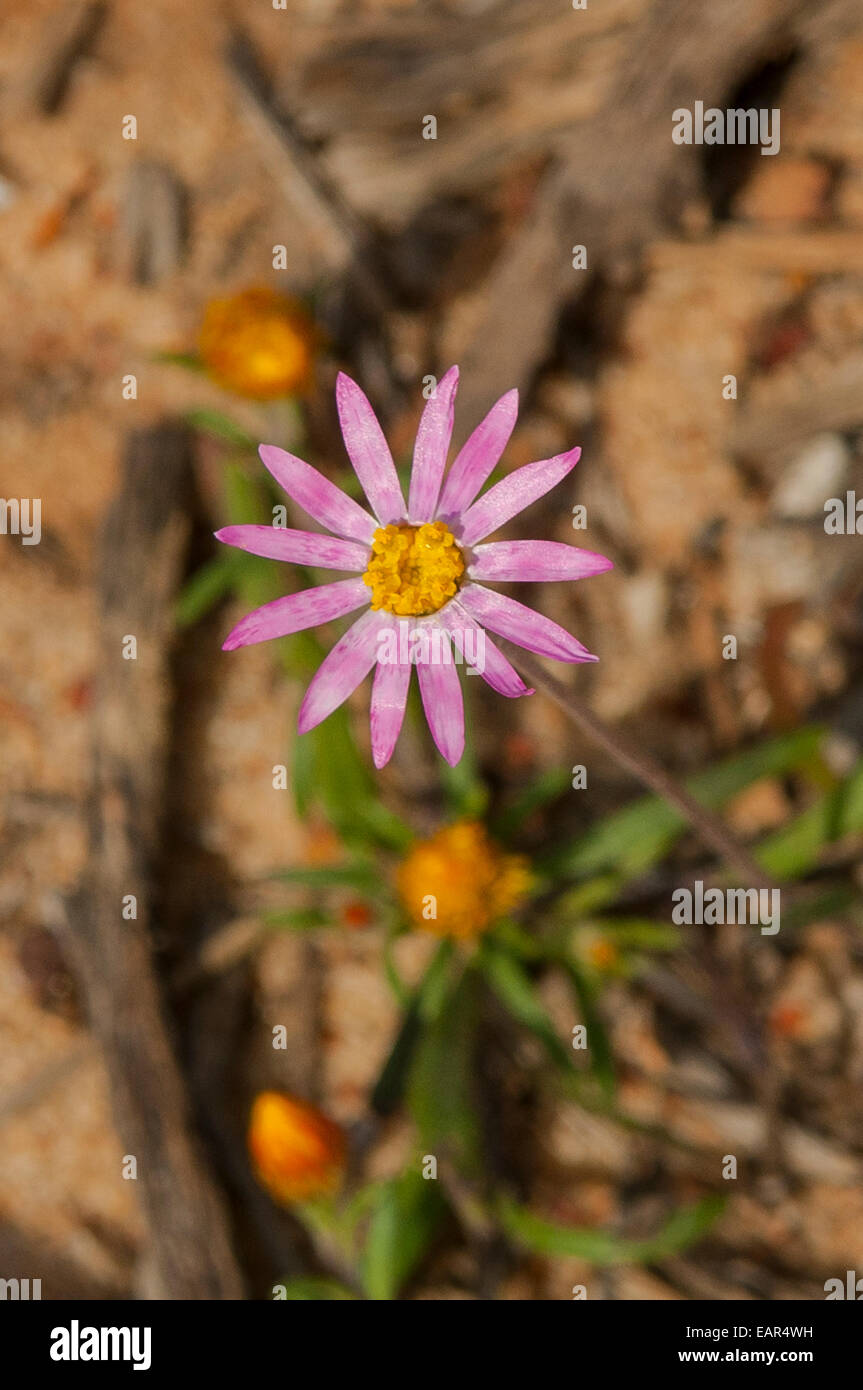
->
[437,388,518,521]
[336,372,406,524]
[259,444,376,545]
[457,583,596,663]
[222,577,369,651]
[215,525,369,570]
[416,635,465,766]
[370,620,412,768]
[408,366,459,523]
[439,601,533,699]
[297,607,382,733]
[458,446,581,547]
[469,540,613,582]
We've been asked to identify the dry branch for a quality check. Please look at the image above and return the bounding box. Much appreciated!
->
[25,0,106,115]
[730,348,863,473]
[226,27,403,416]
[454,0,810,425]
[67,424,245,1300]
[120,160,189,285]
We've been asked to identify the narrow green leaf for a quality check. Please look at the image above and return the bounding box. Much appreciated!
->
[360,1171,446,1300]
[303,702,412,852]
[291,720,316,819]
[155,350,205,372]
[263,907,330,930]
[371,942,453,1117]
[382,922,410,1006]
[439,689,489,819]
[756,759,863,880]
[542,727,824,880]
[586,919,682,952]
[175,554,238,628]
[560,958,616,1099]
[276,1276,357,1301]
[499,1194,725,1264]
[185,408,257,450]
[553,875,624,918]
[272,862,380,892]
[481,945,572,1072]
[780,882,857,930]
[492,766,573,841]
[407,965,482,1174]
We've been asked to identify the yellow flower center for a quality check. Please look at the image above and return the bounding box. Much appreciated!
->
[397,822,532,940]
[363,521,465,616]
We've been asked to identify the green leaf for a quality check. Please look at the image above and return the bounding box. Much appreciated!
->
[371,942,453,1117]
[492,766,574,841]
[499,1194,725,1264]
[542,727,824,881]
[272,862,380,892]
[782,882,858,930]
[263,907,330,930]
[224,460,267,522]
[275,1276,357,1301]
[175,554,238,628]
[553,875,623,918]
[480,945,572,1072]
[586,919,682,952]
[155,350,205,372]
[185,408,257,450]
[291,721,316,819]
[559,957,616,1099]
[756,759,863,880]
[360,1170,447,1300]
[302,702,413,853]
[382,922,410,1005]
[439,690,489,819]
[407,965,482,1175]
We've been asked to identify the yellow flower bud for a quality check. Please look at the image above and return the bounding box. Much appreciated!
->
[198,287,317,399]
[397,821,531,940]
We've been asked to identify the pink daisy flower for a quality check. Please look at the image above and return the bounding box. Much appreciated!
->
[216,367,612,768]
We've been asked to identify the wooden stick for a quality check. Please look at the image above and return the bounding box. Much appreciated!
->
[454,0,808,427]
[67,424,245,1300]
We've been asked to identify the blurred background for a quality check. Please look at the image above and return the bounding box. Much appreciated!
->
[1,0,863,1301]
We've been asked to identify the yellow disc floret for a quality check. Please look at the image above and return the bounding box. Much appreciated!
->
[363,520,465,616]
[397,821,532,940]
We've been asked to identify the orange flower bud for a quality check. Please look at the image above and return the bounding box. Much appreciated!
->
[199,287,317,399]
[769,1003,807,1039]
[587,938,619,973]
[248,1091,346,1205]
[342,899,373,929]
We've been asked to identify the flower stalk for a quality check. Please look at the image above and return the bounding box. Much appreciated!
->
[505,646,777,889]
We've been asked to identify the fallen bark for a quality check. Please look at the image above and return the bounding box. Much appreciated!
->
[67,424,245,1300]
